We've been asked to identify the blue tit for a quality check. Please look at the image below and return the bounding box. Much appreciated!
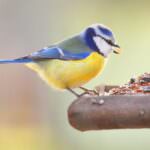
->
[0,23,121,97]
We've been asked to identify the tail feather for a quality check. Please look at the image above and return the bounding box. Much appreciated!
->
[0,56,33,64]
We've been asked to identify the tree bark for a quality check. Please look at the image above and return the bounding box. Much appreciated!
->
[68,95,150,131]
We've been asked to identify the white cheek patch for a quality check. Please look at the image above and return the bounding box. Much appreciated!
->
[93,36,112,57]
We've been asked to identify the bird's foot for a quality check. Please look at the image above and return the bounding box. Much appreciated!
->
[79,87,99,96]
[67,85,106,98]
[67,87,98,98]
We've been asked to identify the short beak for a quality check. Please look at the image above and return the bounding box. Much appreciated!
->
[113,44,121,54]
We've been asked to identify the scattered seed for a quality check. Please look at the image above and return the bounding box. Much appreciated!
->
[91,98,104,105]
[99,99,104,105]
[109,73,150,95]
[139,110,145,117]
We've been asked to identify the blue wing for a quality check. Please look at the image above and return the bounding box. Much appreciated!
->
[29,47,91,60]
[0,35,92,64]
[0,46,91,64]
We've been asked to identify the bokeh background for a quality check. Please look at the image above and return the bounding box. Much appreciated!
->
[0,0,150,149]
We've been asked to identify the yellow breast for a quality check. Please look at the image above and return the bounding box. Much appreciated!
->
[26,52,106,89]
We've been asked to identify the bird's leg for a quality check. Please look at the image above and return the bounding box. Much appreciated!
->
[79,86,99,95]
[67,88,80,97]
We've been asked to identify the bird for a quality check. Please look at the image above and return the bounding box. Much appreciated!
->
[0,23,121,97]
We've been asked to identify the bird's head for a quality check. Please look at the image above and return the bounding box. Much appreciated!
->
[81,24,121,57]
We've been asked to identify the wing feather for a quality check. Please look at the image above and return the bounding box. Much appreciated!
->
[29,47,91,60]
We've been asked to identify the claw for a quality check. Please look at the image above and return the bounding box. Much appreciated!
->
[79,87,99,96]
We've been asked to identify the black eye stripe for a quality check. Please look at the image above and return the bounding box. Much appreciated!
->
[97,35,113,45]
[97,35,119,47]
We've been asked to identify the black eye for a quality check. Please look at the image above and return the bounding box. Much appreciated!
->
[105,39,113,45]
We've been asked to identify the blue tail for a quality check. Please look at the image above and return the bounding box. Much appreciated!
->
[0,57,33,64]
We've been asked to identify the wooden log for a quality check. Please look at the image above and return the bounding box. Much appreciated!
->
[68,95,150,131]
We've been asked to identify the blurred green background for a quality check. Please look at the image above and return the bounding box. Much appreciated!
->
[0,0,150,150]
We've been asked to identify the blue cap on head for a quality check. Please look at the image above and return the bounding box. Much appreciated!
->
[81,24,120,57]
[98,25,113,36]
